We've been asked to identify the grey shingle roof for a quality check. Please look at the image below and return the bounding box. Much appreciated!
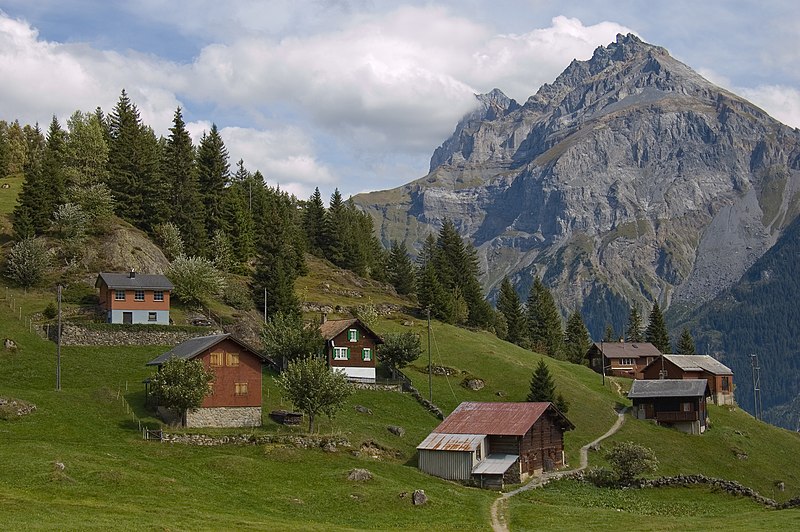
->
[628,379,708,399]
[96,272,174,290]
[146,334,267,366]
[663,355,733,375]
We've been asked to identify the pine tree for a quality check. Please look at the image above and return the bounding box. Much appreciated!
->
[221,184,255,266]
[645,301,671,353]
[41,116,68,213]
[0,120,9,177]
[302,187,327,257]
[497,276,526,345]
[603,323,617,342]
[107,90,145,222]
[64,110,109,187]
[626,305,644,342]
[196,124,230,237]
[6,120,28,176]
[387,240,415,295]
[164,107,206,255]
[564,309,592,364]
[677,327,696,355]
[527,359,556,402]
[416,233,451,321]
[323,188,347,266]
[12,124,46,238]
[527,277,564,358]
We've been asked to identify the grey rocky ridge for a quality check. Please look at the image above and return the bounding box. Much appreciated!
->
[354,33,800,337]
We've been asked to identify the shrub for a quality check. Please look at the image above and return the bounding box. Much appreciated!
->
[605,441,658,486]
[223,279,254,311]
[154,222,185,261]
[584,467,618,488]
[6,237,51,288]
[166,255,225,309]
[43,302,57,320]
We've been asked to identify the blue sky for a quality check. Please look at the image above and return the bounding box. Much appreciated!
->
[1,1,798,200]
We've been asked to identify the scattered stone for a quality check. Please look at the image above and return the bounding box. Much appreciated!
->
[429,365,458,376]
[387,425,406,437]
[412,489,428,506]
[322,442,337,453]
[355,405,373,415]
[462,378,485,391]
[776,481,785,492]
[495,391,506,397]
[54,462,65,471]
[0,397,37,418]
[0,183,11,189]
[402,320,415,327]
[3,338,18,352]
[398,491,408,499]
[732,447,748,460]
[347,468,373,482]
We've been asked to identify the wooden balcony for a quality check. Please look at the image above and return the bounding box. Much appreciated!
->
[655,411,699,422]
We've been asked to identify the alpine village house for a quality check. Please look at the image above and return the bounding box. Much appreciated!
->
[146,334,269,428]
[96,270,173,325]
[641,354,735,405]
[319,316,383,383]
[417,401,574,489]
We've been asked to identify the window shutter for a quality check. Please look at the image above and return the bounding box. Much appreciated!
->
[347,347,351,360]
[356,329,360,341]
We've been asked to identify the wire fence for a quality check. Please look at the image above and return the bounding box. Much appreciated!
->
[114,382,163,441]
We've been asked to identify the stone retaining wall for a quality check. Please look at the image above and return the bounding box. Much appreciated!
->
[161,432,351,449]
[47,324,221,346]
[636,474,800,509]
[185,406,262,428]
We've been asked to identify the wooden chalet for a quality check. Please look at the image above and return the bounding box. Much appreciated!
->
[417,401,574,489]
[146,334,269,428]
[641,354,734,406]
[319,317,383,383]
[96,270,173,325]
[628,379,710,434]
[586,341,662,378]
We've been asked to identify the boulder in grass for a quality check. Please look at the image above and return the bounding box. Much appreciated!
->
[347,468,373,482]
[387,425,405,437]
[412,489,427,505]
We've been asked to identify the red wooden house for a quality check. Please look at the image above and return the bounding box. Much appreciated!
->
[319,317,383,383]
[586,341,663,378]
[146,334,269,428]
[641,354,734,405]
[96,270,173,325]
[417,402,574,489]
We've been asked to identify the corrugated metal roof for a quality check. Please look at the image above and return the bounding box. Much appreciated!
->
[416,433,484,451]
[472,453,519,475]
[96,272,174,290]
[628,379,708,398]
[432,402,569,437]
[591,342,662,358]
[663,355,733,375]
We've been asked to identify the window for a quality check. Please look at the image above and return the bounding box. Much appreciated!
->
[226,353,240,367]
[619,358,635,366]
[115,290,125,301]
[721,376,730,391]
[347,329,359,342]
[210,351,224,367]
[235,382,248,396]
[134,290,145,301]
[153,291,164,302]
[362,348,372,361]
[148,312,157,322]
[333,347,349,361]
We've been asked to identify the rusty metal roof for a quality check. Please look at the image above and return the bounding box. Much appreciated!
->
[432,402,573,437]
[416,433,485,452]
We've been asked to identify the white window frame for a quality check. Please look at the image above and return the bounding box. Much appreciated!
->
[362,348,372,361]
[114,289,126,301]
[347,329,359,342]
[333,346,349,361]
[134,290,145,301]
[153,291,164,302]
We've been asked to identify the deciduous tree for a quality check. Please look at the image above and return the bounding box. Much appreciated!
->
[378,332,422,377]
[166,255,226,309]
[261,312,324,368]
[149,357,214,427]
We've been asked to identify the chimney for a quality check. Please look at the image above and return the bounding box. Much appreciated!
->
[129,269,136,279]
[321,312,327,324]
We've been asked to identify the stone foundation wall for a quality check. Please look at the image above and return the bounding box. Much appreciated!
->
[186,406,262,428]
[47,324,221,346]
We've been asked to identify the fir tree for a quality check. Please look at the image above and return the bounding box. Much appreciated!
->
[107,90,145,222]
[645,301,671,353]
[221,184,255,266]
[164,107,206,255]
[387,240,415,295]
[302,187,327,257]
[196,124,230,237]
[527,359,556,402]
[603,323,617,342]
[0,120,9,177]
[5,120,28,176]
[677,327,696,355]
[527,277,564,358]
[626,305,644,342]
[323,188,347,266]
[564,309,592,364]
[416,234,451,321]
[497,276,526,345]
[12,123,46,238]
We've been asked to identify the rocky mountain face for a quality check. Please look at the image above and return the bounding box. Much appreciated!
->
[355,33,800,338]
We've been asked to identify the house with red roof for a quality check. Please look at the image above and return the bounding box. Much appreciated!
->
[417,401,574,489]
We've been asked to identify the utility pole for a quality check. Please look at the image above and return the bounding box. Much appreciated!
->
[263,288,267,324]
[427,307,432,403]
[750,354,762,421]
[56,284,62,391]
[601,340,605,386]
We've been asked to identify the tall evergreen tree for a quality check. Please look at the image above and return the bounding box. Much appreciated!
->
[164,107,206,255]
[323,188,347,266]
[41,116,68,212]
[497,276,526,345]
[626,305,644,342]
[527,277,564,358]
[527,359,556,402]
[603,323,617,342]
[302,187,327,257]
[564,309,592,364]
[196,124,230,237]
[65,110,109,187]
[676,327,696,355]
[5,120,28,176]
[387,240,415,295]
[12,123,46,238]
[416,233,451,321]
[221,184,255,266]
[0,120,9,178]
[645,301,671,353]
[107,90,144,222]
